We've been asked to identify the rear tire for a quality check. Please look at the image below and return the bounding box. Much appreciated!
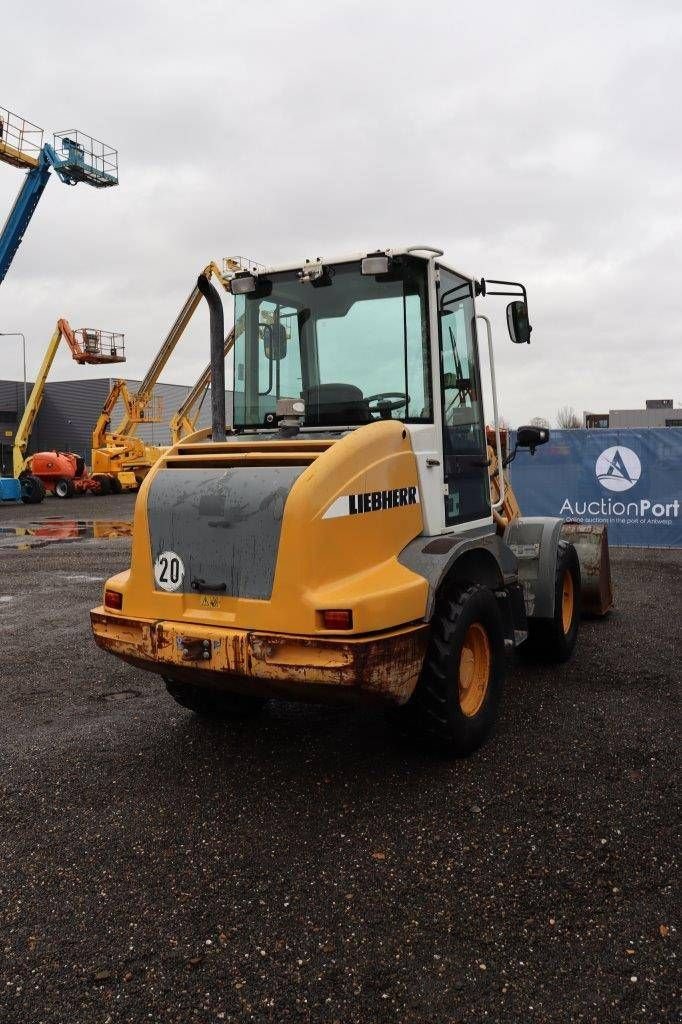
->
[92,473,111,496]
[396,583,506,757]
[522,541,581,662]
[164,678,266,718]
[55,477,75,499]
[20,474,44,504]
[108,475,122,494]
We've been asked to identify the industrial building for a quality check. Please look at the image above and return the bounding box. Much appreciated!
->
[584,399,682,429]
[0,377,233,475]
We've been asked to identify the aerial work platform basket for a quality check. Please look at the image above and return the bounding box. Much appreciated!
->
[131,393,164,423]
[0,106,42,169]
[75,328,126,364]
[53,131,118,187]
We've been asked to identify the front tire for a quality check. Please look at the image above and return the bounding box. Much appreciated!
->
[108,475,122,494]
[55,477,75,499]
[399,583,506,757]
[164,678,266,718]
[522,541,580,662]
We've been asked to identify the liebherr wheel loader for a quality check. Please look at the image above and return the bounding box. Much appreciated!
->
[91,246,612,756]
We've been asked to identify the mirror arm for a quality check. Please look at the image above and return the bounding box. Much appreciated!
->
[480,278,529,307]
[502,444,518,469]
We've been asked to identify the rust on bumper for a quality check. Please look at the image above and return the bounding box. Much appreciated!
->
[91,609,429,705]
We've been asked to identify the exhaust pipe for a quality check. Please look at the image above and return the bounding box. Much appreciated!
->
[197,273,226,443]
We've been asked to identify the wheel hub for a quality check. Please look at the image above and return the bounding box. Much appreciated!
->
[458,622,491,717]
[561,570,574,634]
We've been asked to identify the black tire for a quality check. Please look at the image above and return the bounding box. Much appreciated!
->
[522,541,581,662]
[108,475,122,494]
[164,678,266,718]
[397,583,506,757]
[20,474,44,505]
[92,473,111,496]
[55,477,75,499]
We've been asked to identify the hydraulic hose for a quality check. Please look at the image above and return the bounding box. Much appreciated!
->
[197,273,226,443]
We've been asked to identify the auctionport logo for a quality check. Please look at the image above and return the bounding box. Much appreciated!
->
[595,446,641,492]
[560,442,679,523]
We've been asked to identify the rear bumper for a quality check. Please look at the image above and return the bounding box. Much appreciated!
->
[90,609,429,705]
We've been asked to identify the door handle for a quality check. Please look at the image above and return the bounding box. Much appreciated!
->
[191,578,227,593]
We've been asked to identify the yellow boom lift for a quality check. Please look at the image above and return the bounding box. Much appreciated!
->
[91,261,228,489]
[169,325,238,443]
[92,246,613,757]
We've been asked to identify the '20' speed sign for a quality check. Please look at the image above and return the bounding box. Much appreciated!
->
[154,550,185,592]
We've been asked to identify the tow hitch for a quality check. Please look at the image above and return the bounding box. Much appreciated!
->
[178,636,212,661]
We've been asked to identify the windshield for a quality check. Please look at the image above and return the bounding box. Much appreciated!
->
[231,256,431,429]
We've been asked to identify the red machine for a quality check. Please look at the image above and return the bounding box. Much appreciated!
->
[21,451,113,499]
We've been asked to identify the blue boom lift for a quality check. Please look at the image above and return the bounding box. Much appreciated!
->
[0,105,118,285]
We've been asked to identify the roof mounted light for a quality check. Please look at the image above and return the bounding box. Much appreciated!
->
[229,272,256,295]
[362,251,391,275]
[298,261,325,284]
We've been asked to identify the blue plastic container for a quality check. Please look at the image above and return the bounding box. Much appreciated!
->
[0,477,21,502]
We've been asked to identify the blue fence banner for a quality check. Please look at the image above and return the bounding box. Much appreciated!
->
[509,429,682,548]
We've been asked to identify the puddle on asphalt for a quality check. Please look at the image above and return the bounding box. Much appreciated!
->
[0,518,132,549]
[96,688,144,702]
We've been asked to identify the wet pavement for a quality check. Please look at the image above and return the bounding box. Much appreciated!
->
[0,518,132,549]
[0,493,679,1023]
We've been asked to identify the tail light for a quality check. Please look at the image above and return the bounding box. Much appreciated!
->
[104,589,123,611]
[321,609,353,630]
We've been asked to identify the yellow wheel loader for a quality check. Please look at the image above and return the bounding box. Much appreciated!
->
[91,247,612,756]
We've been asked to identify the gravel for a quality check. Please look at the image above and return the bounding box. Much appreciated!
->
[0,494,678,1023]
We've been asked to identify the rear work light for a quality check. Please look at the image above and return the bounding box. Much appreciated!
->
[104,589,123,611]
[321,609,353,630]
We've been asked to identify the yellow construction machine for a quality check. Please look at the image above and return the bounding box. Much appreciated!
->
[168,327,235,444]
[91,261,228,489]
[92,246,612,756]
[90,377,166,492]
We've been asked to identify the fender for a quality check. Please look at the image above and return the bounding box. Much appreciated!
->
[503,516,564,618]
[398,528,518,620]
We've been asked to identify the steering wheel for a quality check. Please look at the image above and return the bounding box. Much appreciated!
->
[366,392,409,416]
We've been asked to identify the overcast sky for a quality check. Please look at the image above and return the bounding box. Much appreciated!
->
[1,0,680,426]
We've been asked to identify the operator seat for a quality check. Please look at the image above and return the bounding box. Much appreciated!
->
[303,383,372,426]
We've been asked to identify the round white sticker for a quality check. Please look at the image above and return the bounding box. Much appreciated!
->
[154,550,185,592]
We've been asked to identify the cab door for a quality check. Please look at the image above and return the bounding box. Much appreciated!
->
[436,266,491,527]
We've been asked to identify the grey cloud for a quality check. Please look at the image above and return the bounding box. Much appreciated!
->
[1,0,680,424]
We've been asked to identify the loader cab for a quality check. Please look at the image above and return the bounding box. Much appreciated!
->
[231,255,432,430]
[228,248,527,537]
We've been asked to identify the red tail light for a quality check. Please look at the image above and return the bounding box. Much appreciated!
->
[321,609,353,630]
[104,589,123,611]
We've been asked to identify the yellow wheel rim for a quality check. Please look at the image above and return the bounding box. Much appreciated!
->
[458,623,491,717]
[561,569,574,634]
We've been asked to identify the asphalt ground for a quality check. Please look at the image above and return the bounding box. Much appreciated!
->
[0,493,679,1024]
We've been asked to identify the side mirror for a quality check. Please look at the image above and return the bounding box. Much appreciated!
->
[263,322,287,361]
[507,300,532,344]
[516,424,549,454]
